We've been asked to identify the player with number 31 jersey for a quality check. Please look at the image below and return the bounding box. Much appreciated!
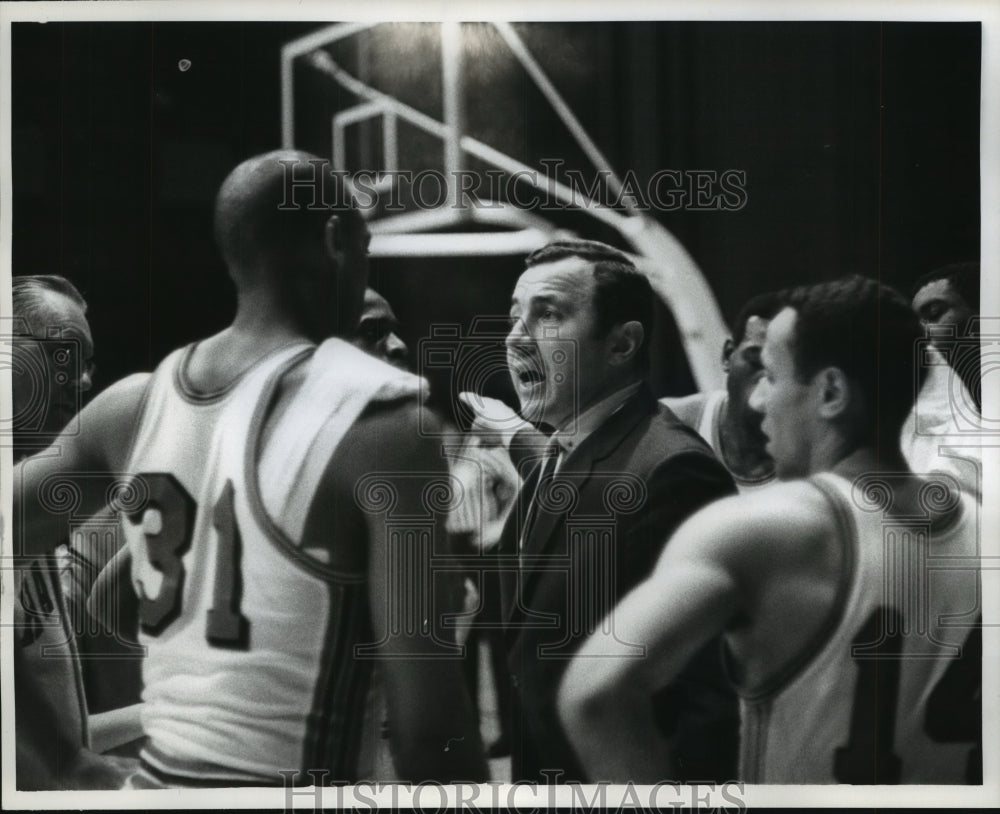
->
[122,338,424,784]
[14,151,487,787]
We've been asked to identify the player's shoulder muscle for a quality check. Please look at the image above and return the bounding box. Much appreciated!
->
[339,396,446,473]
[657,480,835,580]
[307,397,449,529]
[82,373,152,470]
[40,372,152,473]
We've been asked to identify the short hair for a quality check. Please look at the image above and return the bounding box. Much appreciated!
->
[730,289,787,344]
[785,274,924,446]
[12,275,88,336]
[524,239,654,371]
[912,262,980,314]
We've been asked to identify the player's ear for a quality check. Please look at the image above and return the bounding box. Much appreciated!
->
[816,366,850,419]
[608,320,644,367]
[324,214,346,267]
[721,338,735,372]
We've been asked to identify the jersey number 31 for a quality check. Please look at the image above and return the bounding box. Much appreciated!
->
[129,473,250,649]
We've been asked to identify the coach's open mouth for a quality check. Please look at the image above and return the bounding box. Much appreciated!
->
[508,348,546,396]
[517,368,543,385]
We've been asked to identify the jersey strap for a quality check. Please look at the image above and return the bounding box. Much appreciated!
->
[257,338,427,542]
[695,389,727,453]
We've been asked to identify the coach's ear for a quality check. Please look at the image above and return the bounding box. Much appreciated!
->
[816,366,850,419]
[608,320,645,367]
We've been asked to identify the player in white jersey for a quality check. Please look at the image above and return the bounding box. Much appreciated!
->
[662,291,785,493]
[14,151,487,786]
[559,275,981,783]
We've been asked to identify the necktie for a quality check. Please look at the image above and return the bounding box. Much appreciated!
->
[519,440,560,555]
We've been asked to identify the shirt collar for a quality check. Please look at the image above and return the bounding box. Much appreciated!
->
[550,381,643,458]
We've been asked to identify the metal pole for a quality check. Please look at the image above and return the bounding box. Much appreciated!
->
[441,21,465,214]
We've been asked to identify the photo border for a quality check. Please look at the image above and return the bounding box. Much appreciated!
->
[1,0,997,808]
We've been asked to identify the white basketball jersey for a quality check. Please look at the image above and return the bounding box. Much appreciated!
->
[695,390,775,493]
[121,339,422,785]
[738,472,981,784]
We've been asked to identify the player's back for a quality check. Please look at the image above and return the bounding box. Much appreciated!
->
[121,338,423,785]
[738,471,981,784]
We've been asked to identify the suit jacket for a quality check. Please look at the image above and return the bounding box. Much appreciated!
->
[498,384,739,782]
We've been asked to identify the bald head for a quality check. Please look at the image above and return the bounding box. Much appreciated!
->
[213,150,370,340]
[214,150,365,281]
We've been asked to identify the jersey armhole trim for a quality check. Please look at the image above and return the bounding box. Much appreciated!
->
[121,371,157,472]
[709,390,726,457]
[924,479,968,536]
[731,475,858,702]
[242,357,369,585]
[174,340,314,405]
[692,392,714,447]
[711,393,774,488]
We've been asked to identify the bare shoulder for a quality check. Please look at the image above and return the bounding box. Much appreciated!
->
[346,397,445,467]
[659,392,707,429]
[85,373,153,468]
[92,372,152,416]
[659,480,839,575]
[314,397,449,504]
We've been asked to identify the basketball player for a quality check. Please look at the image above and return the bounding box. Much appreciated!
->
[662,284,981,500]
[661,291,785,491]
[351,287,516,758]
[351,287,410,369]
[559,275,981,784]
[904,262,983,499]
[911,262,980,411]
[14,151,487,785]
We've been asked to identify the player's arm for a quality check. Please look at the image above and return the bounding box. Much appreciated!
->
[13,374,150,556]
[355,404,488,782]
[89,703,144,754]
[557,493,775,782]
[86,544,139,642]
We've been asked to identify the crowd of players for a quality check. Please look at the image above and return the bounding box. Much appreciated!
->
[9,150,984,789]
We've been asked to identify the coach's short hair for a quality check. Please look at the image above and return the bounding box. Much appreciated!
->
[911,261,979,315]
[525,239,654,371]
[786,275,924,445]
[12,275,88,336]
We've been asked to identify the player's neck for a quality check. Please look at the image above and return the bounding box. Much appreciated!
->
[229,286,315,346]
[229,311,309,345]
[186,315,312,393]
[829,443,908,481]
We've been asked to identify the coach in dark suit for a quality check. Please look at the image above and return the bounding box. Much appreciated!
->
[498,240,738,783]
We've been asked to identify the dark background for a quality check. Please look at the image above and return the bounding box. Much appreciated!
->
[10,21,981,407]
